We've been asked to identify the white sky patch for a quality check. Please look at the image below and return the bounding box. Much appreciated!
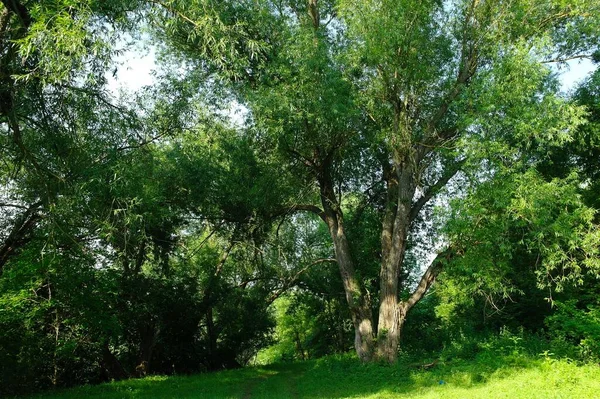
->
[556,58,597,92]
[223,100,250,128]
[106,46,157,95]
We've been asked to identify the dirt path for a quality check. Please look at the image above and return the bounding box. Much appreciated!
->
[284,368,302,399]
[241,363,309,398]
[241,374,271,399]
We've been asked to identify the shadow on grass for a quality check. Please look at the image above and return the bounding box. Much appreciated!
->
[28,353,558,399]
[27,366,279,399]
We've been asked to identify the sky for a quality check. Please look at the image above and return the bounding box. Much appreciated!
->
[556,58,597,92]
[107,46,157,94]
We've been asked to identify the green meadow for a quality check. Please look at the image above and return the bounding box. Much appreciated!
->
[26,353,600,399]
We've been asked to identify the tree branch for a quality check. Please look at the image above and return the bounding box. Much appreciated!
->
[0,202,28,210]
[541,54,593,64]
[287,147,316,169]
[285,204,326,222]
[0,201,42,274]
[1,0,31,28]
[424,1,478,143]
[266,258,336,304]
[409,159,464,223]
[403,250,450,312]
[146,0,200,28]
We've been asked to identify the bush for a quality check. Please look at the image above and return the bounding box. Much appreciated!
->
[546,299,600,361]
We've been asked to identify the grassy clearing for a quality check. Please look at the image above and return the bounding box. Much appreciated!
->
[24,353,600,399]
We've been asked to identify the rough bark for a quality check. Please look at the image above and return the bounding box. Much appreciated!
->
[376,160,416,362]
[317,151,375,361]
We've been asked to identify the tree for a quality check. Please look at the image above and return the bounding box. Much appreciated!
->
[152,0,600,362]
[0,0,142,275]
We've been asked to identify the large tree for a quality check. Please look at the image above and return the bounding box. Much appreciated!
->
[152,0,600,362]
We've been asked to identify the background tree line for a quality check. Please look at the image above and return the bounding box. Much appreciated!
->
[0,0,599,395]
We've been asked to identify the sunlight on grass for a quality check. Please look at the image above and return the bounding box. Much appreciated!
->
[26,354,600,399]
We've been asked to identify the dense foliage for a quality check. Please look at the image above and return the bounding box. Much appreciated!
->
[0,0,599,395]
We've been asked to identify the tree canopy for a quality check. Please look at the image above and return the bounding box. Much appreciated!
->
[0,0,599,394]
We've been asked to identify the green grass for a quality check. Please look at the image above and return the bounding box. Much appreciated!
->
[24,353,600,399]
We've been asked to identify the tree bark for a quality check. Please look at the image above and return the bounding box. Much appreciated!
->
[317,155,375,361]
[375,161,416,362]
[136,323,159,377]
[308,0,319,29]
[326,212,375,361]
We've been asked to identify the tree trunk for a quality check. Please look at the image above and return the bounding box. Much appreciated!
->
[316,152,376,361]
[101,340,129,381]
[376,303,408,362]
[326,213,375,361]
[136,323,159,377]
[376,228,406,363]
[205,306,220,369]
[374,162,415,362]
[375,277,402,362]
[352,304,375,362]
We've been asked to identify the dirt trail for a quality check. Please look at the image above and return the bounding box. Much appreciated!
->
[241,374,270,399]
[242,363,308,398]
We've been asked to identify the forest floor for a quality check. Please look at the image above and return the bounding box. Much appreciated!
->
[25,353,600,399]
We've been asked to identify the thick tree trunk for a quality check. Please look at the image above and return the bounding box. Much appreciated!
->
[136,323,159,377]
[375,162,415,362]
[376,303,409,362]
[376,251,402,363]
[352,305,375,362]
[376,276,402,362]
[378,255,445,362]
